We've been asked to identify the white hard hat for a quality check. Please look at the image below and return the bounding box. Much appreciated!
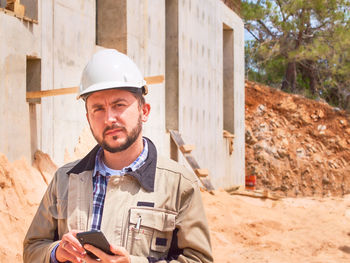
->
[78,49,147,99]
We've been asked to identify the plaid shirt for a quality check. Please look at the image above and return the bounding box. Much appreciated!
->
[91,138,148,230]
[50,139,148,263]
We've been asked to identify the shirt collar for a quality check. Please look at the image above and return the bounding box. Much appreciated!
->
[93,138,149,177]
[67,137,157,192]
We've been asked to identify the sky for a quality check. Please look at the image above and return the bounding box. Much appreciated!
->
[244,28,255,42]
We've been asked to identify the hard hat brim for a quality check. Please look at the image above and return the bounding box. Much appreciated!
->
[77,80,146,99]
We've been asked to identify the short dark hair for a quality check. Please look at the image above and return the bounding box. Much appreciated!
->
[132,91,146,107]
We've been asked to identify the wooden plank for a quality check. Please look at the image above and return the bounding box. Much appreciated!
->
[25,75,164,99]
[0,7,38,23]
[179,144,195,154]
[228,189,281,201]
[144,75,164,85]
[223,130,234,155]
[223,130,235,138]
[194,168,209,177]
[14,0,25,18]
[225,185,245,192]
[26,87,78,99]
[5,0,15,11]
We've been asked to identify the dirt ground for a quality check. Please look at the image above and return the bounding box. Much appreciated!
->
[2,153,350,262]
[0,153,50,262]
[204,190,350,263]
[2,81,350,262]
[245,81,350,197]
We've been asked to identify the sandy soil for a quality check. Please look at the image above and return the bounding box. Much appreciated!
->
[0,153,48,261]
[1,152,350,262]
[204,190,350,263]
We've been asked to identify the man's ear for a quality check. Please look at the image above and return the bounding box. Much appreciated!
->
[86,111,90,124]
[141,103,151,122]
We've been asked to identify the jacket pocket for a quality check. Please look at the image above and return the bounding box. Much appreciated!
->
[126,208,176,257]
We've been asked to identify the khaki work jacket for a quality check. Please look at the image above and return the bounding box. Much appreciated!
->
[23,138,213,263]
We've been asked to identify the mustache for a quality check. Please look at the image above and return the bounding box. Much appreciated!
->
[103,123,126,136]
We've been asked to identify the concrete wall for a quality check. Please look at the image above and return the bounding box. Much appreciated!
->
[0,0,95,165]
[48,0,95,164]
[0,0,244,188]
[0,9,41,162]
[174,0,245,188]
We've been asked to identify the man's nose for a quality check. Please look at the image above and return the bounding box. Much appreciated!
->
[105,107,117,124]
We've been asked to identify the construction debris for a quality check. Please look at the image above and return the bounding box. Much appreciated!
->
[227,188,281,200]
[245,80,350,197]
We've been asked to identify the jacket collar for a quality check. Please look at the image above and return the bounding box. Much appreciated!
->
[67,137,157,192]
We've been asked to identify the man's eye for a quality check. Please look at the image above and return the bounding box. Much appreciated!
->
[93,108,104,112]
[113,103,126,108]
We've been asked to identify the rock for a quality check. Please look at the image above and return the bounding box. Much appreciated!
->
[318,110,325,118]
[317,125,326,131]
[257,104,266,114]
[339,119,347,126]
[328,161,339,169]
[322,176,330,185]
[306,144,317,153]
[296,148,305,158]
[280,185,289,191]
[245,130,257,145]
[277,149,289,158]
[301,168,310,176]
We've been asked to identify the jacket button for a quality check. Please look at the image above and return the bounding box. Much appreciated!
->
[110,176,121,185]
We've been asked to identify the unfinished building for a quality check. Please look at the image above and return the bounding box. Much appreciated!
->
[0,0,244,189]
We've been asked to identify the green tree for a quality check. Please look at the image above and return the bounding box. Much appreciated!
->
[243,0,350,107]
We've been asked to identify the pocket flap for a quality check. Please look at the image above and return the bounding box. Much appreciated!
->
[129,208,176,232]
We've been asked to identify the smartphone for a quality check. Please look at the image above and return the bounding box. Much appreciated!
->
[76,230,114,259]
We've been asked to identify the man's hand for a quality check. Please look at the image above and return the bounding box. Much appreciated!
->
[83,244,131,263]
[56,230,86,263]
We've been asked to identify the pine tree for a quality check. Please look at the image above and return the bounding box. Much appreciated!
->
[243,0,350,107]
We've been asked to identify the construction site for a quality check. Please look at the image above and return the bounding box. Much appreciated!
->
[1,0,350,262]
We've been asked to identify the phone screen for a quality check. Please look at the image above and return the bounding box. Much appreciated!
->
[76,230,114,259]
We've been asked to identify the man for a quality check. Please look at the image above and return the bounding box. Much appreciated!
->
[23,49,213,263]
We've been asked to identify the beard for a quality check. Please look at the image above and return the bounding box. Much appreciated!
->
[91,114,143,153]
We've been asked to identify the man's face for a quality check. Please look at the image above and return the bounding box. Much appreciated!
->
[86,89,150,153]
